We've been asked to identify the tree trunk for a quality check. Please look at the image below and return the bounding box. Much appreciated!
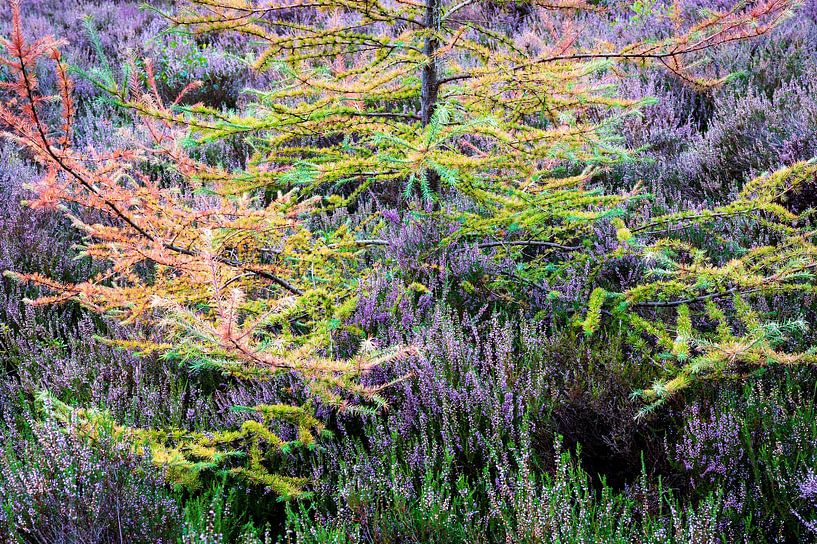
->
[420,0,442,197]
[420,0,441,127]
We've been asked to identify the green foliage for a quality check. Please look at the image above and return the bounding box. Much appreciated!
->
[581,287,608,336]
[610,160,817,411]
[669,371,817,540]
[284,435,727,543]
[180,478,277,544]
[38,392,320,497]
[635,297,815,416]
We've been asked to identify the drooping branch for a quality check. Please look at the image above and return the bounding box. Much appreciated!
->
[0,9,304,297]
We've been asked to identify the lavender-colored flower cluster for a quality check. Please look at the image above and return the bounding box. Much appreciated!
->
[0,407,181,543]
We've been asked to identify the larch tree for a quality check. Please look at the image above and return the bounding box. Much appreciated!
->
[159,0,811,318]
[0,0,408,495]
[0,0,813,494]
[162,0,793,230]
[162,0,817,411]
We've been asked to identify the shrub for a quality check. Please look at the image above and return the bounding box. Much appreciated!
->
[670,369,817,540]
[0,406,181,544]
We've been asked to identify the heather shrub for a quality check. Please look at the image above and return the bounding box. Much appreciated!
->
[279,306,683,541]
[142,27,257,109]
[0,1,157,99]
[285,434,727,543]
[670,369,817,541]
[605,0,817,200]
[0,144,83,280]
[0,308,212,429]
[611,71,817,200]
[1,0,253,109]
[180,479,278,544]
[675,77,817,196]
[0,406,181,544]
